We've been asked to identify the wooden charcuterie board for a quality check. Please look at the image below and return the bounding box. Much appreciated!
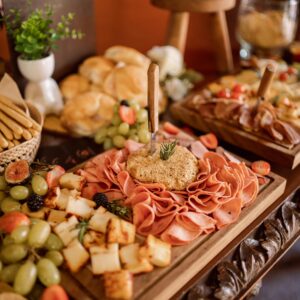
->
[171,101,300,169]
[61,157,286,300]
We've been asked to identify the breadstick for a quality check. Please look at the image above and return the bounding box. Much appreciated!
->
[13,131,21,140]
[0,111,23,135]
[13,139,20,146]
[0,102,33,128]
[0,132,9,148]
[0,121,13,140]
[22,129,32,141]
[7,140,14,149]
[0,96,41,131]
[28,128,39,137]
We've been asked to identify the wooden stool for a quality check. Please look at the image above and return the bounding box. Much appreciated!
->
[151,0,236,73]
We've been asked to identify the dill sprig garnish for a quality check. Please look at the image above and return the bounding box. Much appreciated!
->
[160,140,177,160]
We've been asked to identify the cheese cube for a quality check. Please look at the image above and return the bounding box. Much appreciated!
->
[139,234,171,267]
[66,196,95,219]
[47,209,68,226]
[107,219,135,245]
[90,243,121,275]
[83,230,105,249]
[89,207,117,233]
[104,270,133,300]
[59,173,85,191]
[54,215,79,246]
[119,243,153,274]
[63,239,89,272]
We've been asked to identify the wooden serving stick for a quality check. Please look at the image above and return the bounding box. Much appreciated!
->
[147,63,159,154]
[255,63,277,109]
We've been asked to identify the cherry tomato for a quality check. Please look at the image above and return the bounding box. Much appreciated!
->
[217,89,231,99]
[287,66,297,75]
[279,72,289,81]
[232,83,245,93]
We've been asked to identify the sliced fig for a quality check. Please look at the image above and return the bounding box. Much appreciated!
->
[4,160,30,184]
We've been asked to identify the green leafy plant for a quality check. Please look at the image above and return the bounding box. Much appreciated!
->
[160,140,177,160]
[2,4,84,60]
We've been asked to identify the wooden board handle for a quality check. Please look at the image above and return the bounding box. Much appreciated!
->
[147,63,159,133]
[257,64,277,99]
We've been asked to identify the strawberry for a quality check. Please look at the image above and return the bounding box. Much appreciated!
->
[251,160,271,176]
[217,89,231,99]
[163,122,180,135]
[232,83,245,93]
[199,133,218,149]
[0,212,30,234]
[119,106,136,125]
[46,165,66,189]
[41,285,69,300]
[287,66,297,75]
[279,72,289,81]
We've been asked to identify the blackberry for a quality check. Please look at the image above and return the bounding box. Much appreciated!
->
[120,99,130,107]
[93,193,108,208]
[27,194,44,212]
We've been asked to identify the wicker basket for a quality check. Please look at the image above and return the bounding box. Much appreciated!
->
[0,102,43,173]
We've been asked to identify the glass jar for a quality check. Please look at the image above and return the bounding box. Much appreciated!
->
[237,0,299,60]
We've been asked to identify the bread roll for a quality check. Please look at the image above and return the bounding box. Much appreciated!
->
[104,46,150,69]
[60,74,90,101]
[79,56,114,86]
[60,91,115,136]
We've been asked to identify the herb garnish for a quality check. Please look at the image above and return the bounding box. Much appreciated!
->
[76,220,89,243]
[160,141,177,160]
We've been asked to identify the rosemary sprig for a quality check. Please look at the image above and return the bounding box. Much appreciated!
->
[160,141,177,160]
[99,199,132,221]
[76,220,89,244]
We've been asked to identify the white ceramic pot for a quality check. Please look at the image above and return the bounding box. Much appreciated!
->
[17,53,63,115]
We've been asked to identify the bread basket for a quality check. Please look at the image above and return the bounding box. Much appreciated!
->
[0,101,43,173]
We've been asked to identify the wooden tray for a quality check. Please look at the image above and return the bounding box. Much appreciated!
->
[61,158,286,300]
[171,101,300,169]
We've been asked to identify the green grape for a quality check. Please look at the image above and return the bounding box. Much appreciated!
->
[130,101,140,112]
[128,135,139,142]
[140,122,149,130]
[138,129,151,144]
[118,122,130,136]
[44,233,64,251]
[0,176,7,191]
[103,138,113,150]
[111,115,122,126]
[136,109,148,123]
[31,175,48,196]
[94,127,108,144]
[29,218,42,225]
[34,170,47,178]
[37,258,60,287]
[11,225,30,244]
[9,186,30,201]
[1,198,21,213]
[28,220,51,248]
[0,191,6,201]
[107,126,118,137]
[113,135,126,148]
[45,250,64,267]
[13,261,37,295]
[3,235,14,246]
[0,263,20,283]
[1,244,28,264]
[129,128,137,136]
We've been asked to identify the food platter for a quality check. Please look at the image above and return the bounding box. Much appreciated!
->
[59,153,286,300]
[171,101,300,169]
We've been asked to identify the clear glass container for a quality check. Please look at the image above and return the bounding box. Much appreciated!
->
[237,0,299,60]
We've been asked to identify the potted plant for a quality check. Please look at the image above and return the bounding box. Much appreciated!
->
[1,5,84,115]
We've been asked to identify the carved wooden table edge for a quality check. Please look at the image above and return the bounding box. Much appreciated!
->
[174,184,300,300]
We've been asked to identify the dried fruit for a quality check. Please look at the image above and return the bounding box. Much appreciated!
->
[4,160,30,184]
[251,160,271,176]
[199,133,218,149]
[119,106,136,125]
[163,122,180,135]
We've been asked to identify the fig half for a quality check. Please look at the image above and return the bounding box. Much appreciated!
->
[4,160,30,184]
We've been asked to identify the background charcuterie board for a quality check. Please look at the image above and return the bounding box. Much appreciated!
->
[60,157,286,300]
[171,101,300,169]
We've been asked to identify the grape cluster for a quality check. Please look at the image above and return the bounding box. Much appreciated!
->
[94,99,151,149]
[0,220,64,296]
[0,173,48,214]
